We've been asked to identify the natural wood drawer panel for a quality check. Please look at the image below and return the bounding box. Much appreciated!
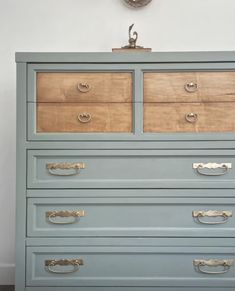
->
[27,246,235,287]
[144,72,235,102]
[144,102,235,132]
[37,103,132,132]
[37,72,132,102]
[27,197,235,238]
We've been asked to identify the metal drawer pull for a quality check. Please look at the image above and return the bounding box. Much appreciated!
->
[185,113,198,123]
[192,210,232,224]
[193,162,232,176]
[77,113,92,123]
[77,82,91,93]
[46,210,85,224]
[184,82,198,93]
[46,162,85,176]
[45,259,84,274]
[193,259,234,274]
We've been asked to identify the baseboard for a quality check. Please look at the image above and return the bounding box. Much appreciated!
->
[0,286,14,291]
[0,264,15,285]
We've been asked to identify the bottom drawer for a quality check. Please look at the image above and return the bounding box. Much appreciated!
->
[27,246,235,287]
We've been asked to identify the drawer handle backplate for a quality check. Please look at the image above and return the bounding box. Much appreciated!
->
[184,82,198,93]
[46,210,85,224]
[192,210,232,224]
[193,259,234,274]
[46,162,85,176]
[45,259,84,274]
[77,82,91,93]
[77,113,92,123]
[193,162,232,176]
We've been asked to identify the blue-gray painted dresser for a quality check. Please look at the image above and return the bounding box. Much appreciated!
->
[15,52,235,291]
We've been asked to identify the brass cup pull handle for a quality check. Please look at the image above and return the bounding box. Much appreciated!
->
[45,259,84,274]
[192,210,233,225]
[77,113,92,123]
[46,162,85,176]
[184,82,198,93]
[46,210,85,224]
[193,259,234,275]
[185,113,198,123]
[77,82,91,93]
[193,162,232,176]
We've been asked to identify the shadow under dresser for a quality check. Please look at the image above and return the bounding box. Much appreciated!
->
[15,51,235,291]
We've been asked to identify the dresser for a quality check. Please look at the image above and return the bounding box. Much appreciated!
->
[15,52,235,291]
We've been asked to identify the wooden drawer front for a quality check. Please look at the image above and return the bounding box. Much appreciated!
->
[144,72,235,103]
[37,72,132,103]
[144,103,235,132]
[27,197,235,238]
[27,150,235,189]
[37,103,132,133]
[27,246,235,287]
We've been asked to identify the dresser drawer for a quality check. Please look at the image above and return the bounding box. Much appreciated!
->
[27,197,235,238]
[27,150,235,189]
[144,103,235,132]
[144,72,235,103]
[36,72,132,103]
[26,246,235,287]
[37,103,132,133]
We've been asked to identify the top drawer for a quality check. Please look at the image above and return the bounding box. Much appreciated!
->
[144,72,235,103]
[36,72,132,103]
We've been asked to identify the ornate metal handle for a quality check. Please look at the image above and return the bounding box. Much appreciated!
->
[193,259,234,274]
[77,82,91,93]
[193,163,232,176]
[185,113,198,123]
[45,259,84,274]
[77,113,92,123]
[46,162,85,176]
[46,210,85,224]
[192,210,233,225]
[184,82,198,93]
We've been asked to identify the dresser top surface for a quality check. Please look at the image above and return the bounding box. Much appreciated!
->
[15,51,235,63]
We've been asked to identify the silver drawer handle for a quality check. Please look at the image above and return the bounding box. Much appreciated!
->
[184,82,198,93]
[185,112,198,123]
[77,82,91,93]
[193,163,232,176]
[45,259,84,274]
[46,162,85,176]
[46,210,85,224]
[193,259,234,275]
[192,210,232,225]
[77,113,92,123]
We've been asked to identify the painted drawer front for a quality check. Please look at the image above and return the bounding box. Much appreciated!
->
[27,246,235,287]
[27,197,235,238]
[144,102,235,133]
[144,72,235,103]
[37,103,132,133]
[37,72,133,103]
[27,150,235,189]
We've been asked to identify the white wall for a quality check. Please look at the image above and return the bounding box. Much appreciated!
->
[1,0,235,284]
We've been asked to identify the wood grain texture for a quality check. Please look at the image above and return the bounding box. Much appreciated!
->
[144,72,235,102]
[144,102,235,132]
[37,103,132,132]
[37,72,132,103]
